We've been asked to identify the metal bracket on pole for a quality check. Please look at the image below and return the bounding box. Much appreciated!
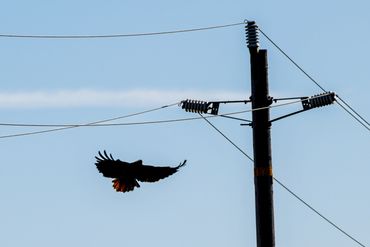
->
[270,92,336,123]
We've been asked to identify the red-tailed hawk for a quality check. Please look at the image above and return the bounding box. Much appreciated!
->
[95,151,186,193]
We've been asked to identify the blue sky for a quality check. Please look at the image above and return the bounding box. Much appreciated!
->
[0,1,369,246]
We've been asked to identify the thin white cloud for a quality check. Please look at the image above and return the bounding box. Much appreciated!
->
[0,89,249,108]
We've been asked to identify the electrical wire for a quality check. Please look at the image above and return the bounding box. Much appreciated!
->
[0,114,250,128]
[0,22,244,39]
[335,99,370,132]
[0,102,179,139]
[273,178,366,247]
[258,28,370,132]
[336,95,370,128]
[198,112,366,247]
[0,113,248,139]
[198,113,253,161]
[258,29,326,92]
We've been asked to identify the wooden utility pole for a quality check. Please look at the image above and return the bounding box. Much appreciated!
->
[247,21,275,247]
[181,21,337,247]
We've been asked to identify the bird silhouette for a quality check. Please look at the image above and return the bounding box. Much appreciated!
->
[95,150,186,193]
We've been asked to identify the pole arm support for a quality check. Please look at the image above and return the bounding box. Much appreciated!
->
[270,92,336,123]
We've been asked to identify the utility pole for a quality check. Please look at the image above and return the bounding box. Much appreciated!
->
[247,21,275,247]
[180,20,335,247]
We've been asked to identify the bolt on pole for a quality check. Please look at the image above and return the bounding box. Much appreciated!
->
[246,21,276,247]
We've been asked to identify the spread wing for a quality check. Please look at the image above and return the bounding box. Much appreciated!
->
[95,150,136,178]
[133,160,187,182]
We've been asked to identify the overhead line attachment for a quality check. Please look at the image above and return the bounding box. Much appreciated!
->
[0,22,245,39]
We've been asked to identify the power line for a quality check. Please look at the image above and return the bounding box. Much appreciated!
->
[335,99,370,132]
[198,113,253,161]
[273,178,366,247]
[258,28,370,133]
[0,102,179,139]
[0,116,200,128]
[198,113,366,247]
[0,22,244,39]
[336,95,370,128]
[0,112,250,139]
[258,29,326,92]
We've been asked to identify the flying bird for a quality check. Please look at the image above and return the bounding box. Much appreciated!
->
[95,151,186,193]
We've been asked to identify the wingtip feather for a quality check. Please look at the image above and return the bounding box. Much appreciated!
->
[96,150,116,162]
[177,160,187,169]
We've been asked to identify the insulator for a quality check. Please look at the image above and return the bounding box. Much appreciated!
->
[245,21,259,48]
[302,92,336,110]
[181,99,210,114]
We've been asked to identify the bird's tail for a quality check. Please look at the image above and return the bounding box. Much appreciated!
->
[112,178,140,193]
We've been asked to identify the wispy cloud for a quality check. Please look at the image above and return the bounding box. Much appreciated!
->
[0,89,248,108]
